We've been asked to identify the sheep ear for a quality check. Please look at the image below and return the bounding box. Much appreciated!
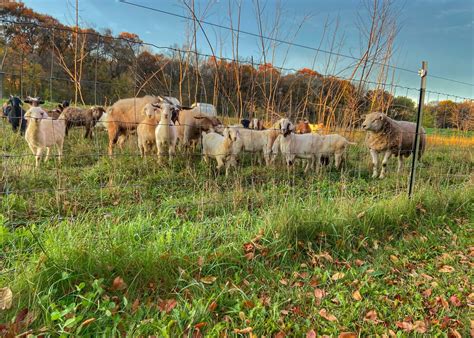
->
[157,96,164,102]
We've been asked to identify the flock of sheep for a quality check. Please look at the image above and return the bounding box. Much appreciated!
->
[2,94,426,178]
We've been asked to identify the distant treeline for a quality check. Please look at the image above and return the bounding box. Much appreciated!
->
[0,3,472,129]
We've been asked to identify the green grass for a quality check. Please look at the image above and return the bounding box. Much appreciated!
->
[0,121,473,336]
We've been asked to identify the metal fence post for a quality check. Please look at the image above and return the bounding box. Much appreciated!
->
[408,61,428,198]
[0,71,4,99]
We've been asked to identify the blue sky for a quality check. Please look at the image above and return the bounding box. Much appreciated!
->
[22,0,474,100]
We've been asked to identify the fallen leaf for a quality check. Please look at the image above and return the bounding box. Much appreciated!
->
[396,321,413,332]
[0,287,13,310]
[354,259,365,267]
[449,329,462,338]
[80,318,96,327]
[331,272,345,281]
[131,298,140,314]
[364,310,381,324]
[275,331,286,338]
[390,255,399,263]
[319,308,338,322]
[314,288,326,300]
[244,252,254,260]
[438,265,455,273]
[449,295,461,307]
[338,333,357,338]
[436,296,450,309]
[420,273,433,280]
[413,320,427,333]
[279,279,289,286]
[194,322,207,329]
[234,327,253,334]
[243,300,254,309]
[111,276,127,291]
[208,301,218,312]
[306,329,317,338]
[198,256,204,267]
[422,288,432,298]
[352,290,362,301]
[200,276,217,285]
[158,299,177,313]
[357,211,365,219]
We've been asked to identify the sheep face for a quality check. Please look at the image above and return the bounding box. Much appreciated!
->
[144,103,158,118]
[362,112,386,132]
[223,127,239,142]
[279,118,294,137]
[25,107,47,122]
[90,106,106,121]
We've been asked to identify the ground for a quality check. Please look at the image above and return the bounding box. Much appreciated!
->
[0,114,473,336]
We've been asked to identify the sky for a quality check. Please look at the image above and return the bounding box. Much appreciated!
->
[21,0,474,101]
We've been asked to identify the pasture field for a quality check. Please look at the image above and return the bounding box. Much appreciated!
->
[0,118,473,336]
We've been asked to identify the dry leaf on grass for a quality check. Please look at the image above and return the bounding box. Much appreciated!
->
[306,329,317,338]
[449,295,462,307]
[413,320,427,333]
[319,308,338,322]
[208,300,218,312]
[352,290,363,301]
[80,318,96,327]
[438,265,455,273]
[234,327,253,334]
[364,310,381,324]
[338,332,357,338]
[331,272,345,281]
[396,321,413,331]
[314,288,326,299]
[0,287,13,310]
[200,276,217,285]
[158,299,177,313]
[111,277,127,291]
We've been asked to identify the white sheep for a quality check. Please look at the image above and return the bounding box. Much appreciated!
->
[202,127,240,176]
[155,102,177,162]
[319,134,356,170]
[24,107,66,167]
[272,119,322,172]
[137,103,160,157]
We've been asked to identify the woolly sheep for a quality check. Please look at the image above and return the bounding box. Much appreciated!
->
[202,127,240,176]
[318,134,356,170]
[155,102,178,162]
[272,119,323,173]
[61,106,105,138]
[24,107,66,167]
[362,111,426,179]
[137,103,160,157]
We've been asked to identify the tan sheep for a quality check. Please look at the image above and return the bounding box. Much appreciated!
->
[24,107,66,167]
[137,103,160,157]
[176,107,223,150]
[362,111,426,179]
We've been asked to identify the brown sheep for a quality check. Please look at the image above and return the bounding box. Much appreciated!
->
[295,119,312,134]
[106,96,180,155]
[61,106,106,138]
[362,111,426,179]
[176,107,223,150]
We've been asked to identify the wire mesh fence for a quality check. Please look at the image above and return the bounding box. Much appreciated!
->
[0,16,473,300]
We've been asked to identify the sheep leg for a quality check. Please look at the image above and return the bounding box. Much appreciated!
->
[168,143,176,161]
[35,148,43,168]
[379,150,392,179]
[397,156,404,173]
[225,160,232,176]
[44,147,51,162]
[216,157,224,172]
[334,153,343,170]
[370,149,379,178]
[57,141,63,164]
